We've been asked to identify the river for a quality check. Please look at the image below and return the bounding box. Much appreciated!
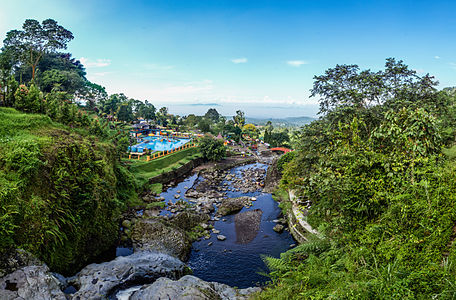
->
[155,162,295,288]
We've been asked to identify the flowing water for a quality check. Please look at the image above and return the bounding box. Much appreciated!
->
[157,163,295,288]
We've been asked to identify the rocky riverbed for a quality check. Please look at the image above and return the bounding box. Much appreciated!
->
[0,159,294,299]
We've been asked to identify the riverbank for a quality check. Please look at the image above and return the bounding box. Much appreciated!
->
[0,147,299,299]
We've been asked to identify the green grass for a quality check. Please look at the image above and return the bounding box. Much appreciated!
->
[127,147,201,187]
[149,183,163,195]
[0,107,138,274]
[146,201,166,209]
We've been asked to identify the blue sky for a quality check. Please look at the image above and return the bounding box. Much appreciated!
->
[1,0,456,117]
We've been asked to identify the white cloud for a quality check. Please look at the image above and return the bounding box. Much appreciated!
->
[79,57,111,68]
[286,60,308,67]
[435,56,441,59]
[450,62,456,69]
[231,58,247,64]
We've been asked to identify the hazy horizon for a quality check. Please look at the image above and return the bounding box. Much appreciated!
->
[160,102,319,119]
[2,0,456,117]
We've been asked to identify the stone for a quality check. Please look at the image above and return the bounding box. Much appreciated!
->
[71,252,186,300]
[208,242,213,246]
[212,229,220,234]
[0,249,42,278]
[130,275,260,300]
[217,196,251,216]
[0,265,65,300]
[131,219,191,261]
[273,224,285,233]
[217,235,227,241]
[170,212,210,231]
[235,209,263,244]
[121,219,132,229]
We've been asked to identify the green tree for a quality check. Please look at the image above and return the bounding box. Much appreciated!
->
[26,84,42,113]
[199,136,226,161]
[136,100,155,120]
[5,76,18,107]
[80,81,107,111]
[233,110,245,128]
[39,69,84,94]
[117,103,134,122]
[0,49,16,106]
[198,118,211,133]
[2,19,73,80]
[102,93,128,115]
[242,123,258,140]
[204,108,220,122]
[14,84,28,111]
[311,58,438,115]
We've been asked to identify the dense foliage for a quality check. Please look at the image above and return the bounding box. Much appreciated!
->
[0,19,142,274]
[258,59,456,299]
[0,108,137,274]
[199,136,227,161]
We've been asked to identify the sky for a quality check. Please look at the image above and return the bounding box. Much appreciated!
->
[1,0,456,118]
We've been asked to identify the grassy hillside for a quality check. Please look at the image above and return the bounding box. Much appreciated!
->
[127,147,201,188]
[0,107,137,274]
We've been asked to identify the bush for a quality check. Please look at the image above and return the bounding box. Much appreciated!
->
[199,136,226,161]
[276,151,296,173]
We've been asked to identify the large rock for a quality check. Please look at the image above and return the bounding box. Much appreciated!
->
[0,265,65,300]
[130,275,261,300]
[0,249,42,278]
[235,209,263,244]
[273,224,285,233]
[217,197,251,216]
[131,219,191,261]
[70,251,186,300]
[170,211,210,231]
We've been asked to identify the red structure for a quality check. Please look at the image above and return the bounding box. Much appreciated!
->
[270,147,292,153]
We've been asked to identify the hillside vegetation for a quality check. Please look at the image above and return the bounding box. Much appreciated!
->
[0,107,136,274]
[256,59,456,299]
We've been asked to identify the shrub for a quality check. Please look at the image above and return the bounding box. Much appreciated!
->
[199,136,226,161]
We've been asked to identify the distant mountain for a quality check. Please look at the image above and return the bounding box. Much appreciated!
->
[187,103,222,107]
[245,116,315,127]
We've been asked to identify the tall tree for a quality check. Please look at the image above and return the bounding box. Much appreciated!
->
[2,19,73,80]
[117,103,134,122]
[311,58,438,115]
[204,108,220,122]
[233,110,245,128]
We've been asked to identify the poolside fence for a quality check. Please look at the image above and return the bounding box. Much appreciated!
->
[127,142,198,161]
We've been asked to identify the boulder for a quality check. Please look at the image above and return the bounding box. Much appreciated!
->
[235,209,263,244]
[0,265,65,300]
[130,275,260,300]
[131,219,191,261]
[273,224,285,233]
[0,249,42,278]
[217,235,227,241]
[217,197,251,216]
[70,251,186,300]
[169,212,210,232]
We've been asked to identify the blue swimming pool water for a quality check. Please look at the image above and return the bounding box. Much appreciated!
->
[129,137,190,153]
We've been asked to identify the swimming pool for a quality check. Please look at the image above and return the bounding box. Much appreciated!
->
[129,137,190,153]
